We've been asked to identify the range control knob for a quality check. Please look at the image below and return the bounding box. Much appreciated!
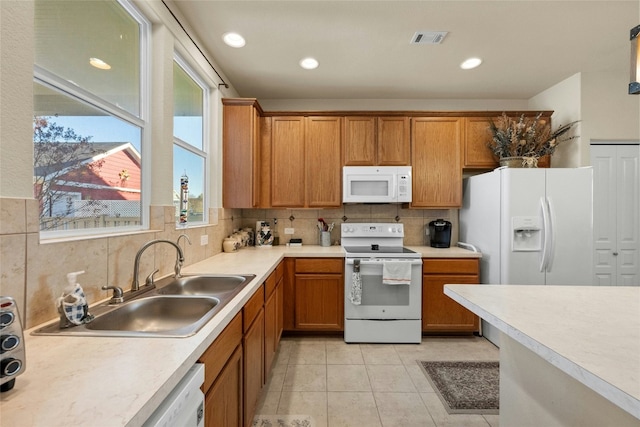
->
[0,335,20,353]
[1,358,22,377]
[0,312,14,328]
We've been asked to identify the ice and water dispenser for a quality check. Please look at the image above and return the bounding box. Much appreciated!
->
[511,217,542,251]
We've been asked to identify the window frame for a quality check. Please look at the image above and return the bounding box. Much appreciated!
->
[33,0,151,240]
[172,52,210,228]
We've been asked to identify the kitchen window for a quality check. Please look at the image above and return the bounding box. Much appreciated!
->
[33,0,149,237]
[173,55,209,226]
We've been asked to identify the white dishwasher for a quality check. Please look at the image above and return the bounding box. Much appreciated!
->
[143,363,205,427]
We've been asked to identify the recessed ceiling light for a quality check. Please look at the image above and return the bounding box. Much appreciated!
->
[89,57,111,70]
[460,57,482,70]
[223,32,246,48]
[299,57,319,70]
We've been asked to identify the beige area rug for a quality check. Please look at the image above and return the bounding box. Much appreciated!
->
[419,360,500,415]
[252,414,314,427]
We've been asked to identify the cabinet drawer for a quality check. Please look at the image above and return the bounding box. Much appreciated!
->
[423,258,479,275]
[264,270,277,299]
[243,285,265,333]
[295,258,343,274]
[198,312,242,393]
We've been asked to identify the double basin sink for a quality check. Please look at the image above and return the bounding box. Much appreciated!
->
[33,274,255,338]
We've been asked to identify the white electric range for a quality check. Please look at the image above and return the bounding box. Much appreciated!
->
[341,223,422,343]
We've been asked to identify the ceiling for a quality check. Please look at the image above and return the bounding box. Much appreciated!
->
[169,0,639,100]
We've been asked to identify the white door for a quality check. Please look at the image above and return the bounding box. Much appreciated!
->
[591,143,640,286]
[500,169,546,285]
[545,168,593,285]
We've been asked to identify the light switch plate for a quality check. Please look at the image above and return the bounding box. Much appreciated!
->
[200,235,208,245]
[284,227,295,235]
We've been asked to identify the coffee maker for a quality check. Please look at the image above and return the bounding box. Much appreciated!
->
[428,219,452,248]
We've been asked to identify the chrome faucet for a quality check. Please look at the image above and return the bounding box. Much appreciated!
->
[131,239,185,291]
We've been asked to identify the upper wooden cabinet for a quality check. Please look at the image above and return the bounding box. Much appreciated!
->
[411,117,463,208]
[306,116,342,207]
[464,117,498,169]
[343,116,410,166]
[464,113,553,169]
[271,116,306,207]
[222,99,262,208]
[271,116,342,208]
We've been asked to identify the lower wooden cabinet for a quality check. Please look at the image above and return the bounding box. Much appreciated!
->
[199,312,243,427]
[285,258,344,331]
[264,262,284,380]
[204,345,243,427]
[243,286,265,427]
[422,258,480,333]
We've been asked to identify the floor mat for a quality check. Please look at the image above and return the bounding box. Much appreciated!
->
[252,414,314,427]
[418,360,499,414]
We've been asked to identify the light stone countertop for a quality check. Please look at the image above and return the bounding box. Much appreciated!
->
[0,245,478,426]
[444,284,640,420]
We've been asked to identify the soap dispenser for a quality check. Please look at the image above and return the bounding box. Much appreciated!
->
[56,271,94,328]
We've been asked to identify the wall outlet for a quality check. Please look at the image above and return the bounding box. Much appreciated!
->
[284,227,295,235]
[200,235,208,245]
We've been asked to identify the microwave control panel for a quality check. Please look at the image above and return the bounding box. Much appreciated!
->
[397,173,411,202]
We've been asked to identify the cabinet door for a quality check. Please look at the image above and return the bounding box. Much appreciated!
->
[343,116,376,166]
[294,274,343,330]
[271,116,305,207]
[306,116,342,207]
[464,117,498,169]
[377,116,410,166]
[411,117,463,208]
[422,274,479,332]
[243,308,264,427]
[204,345,243,427]
[264,288,277,380]
[276,274,284,343]
[222,99,261,208]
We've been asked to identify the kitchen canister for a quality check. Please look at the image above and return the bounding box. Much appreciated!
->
[319,231,331,247]
[256,222,274,247]
[223,237,238,252]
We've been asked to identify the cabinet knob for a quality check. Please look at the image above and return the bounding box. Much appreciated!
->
[613,252,619,256]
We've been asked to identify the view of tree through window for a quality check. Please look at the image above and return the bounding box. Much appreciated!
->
[33,0,147,235]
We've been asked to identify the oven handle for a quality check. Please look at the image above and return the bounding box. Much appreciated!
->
[345,259,423,266]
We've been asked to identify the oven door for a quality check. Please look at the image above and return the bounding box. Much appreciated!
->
[344,258,422,319]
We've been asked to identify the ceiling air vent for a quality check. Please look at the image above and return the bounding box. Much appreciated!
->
[410,31,448,45]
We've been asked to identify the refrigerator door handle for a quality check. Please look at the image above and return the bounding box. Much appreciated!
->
[540,197,551,272]
[545,196,555,272]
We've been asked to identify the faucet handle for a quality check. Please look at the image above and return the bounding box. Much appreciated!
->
[145,269,159,287]
[101,286,124,304]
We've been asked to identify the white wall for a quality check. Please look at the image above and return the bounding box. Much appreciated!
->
[529,71,640,167]
[581,71,640,164]
[529,73,582,167]
[0,1,35,198]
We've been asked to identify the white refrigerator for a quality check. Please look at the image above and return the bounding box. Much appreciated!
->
[459,167,593,345]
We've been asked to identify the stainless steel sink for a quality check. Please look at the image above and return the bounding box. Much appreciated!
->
[84,296,220,336]
[32,274,256,338]
[155,274,255,296]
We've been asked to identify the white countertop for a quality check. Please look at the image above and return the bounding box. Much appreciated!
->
[0,245,478,426]
[444,284,640,420]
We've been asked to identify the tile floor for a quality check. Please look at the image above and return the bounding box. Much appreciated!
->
[255,335,500,427]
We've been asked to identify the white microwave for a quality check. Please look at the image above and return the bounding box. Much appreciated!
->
[343,166,412,203]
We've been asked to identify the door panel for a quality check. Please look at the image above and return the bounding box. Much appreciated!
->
[545,168,593,285]
[591,144,639,286]
[500,169,546,284]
